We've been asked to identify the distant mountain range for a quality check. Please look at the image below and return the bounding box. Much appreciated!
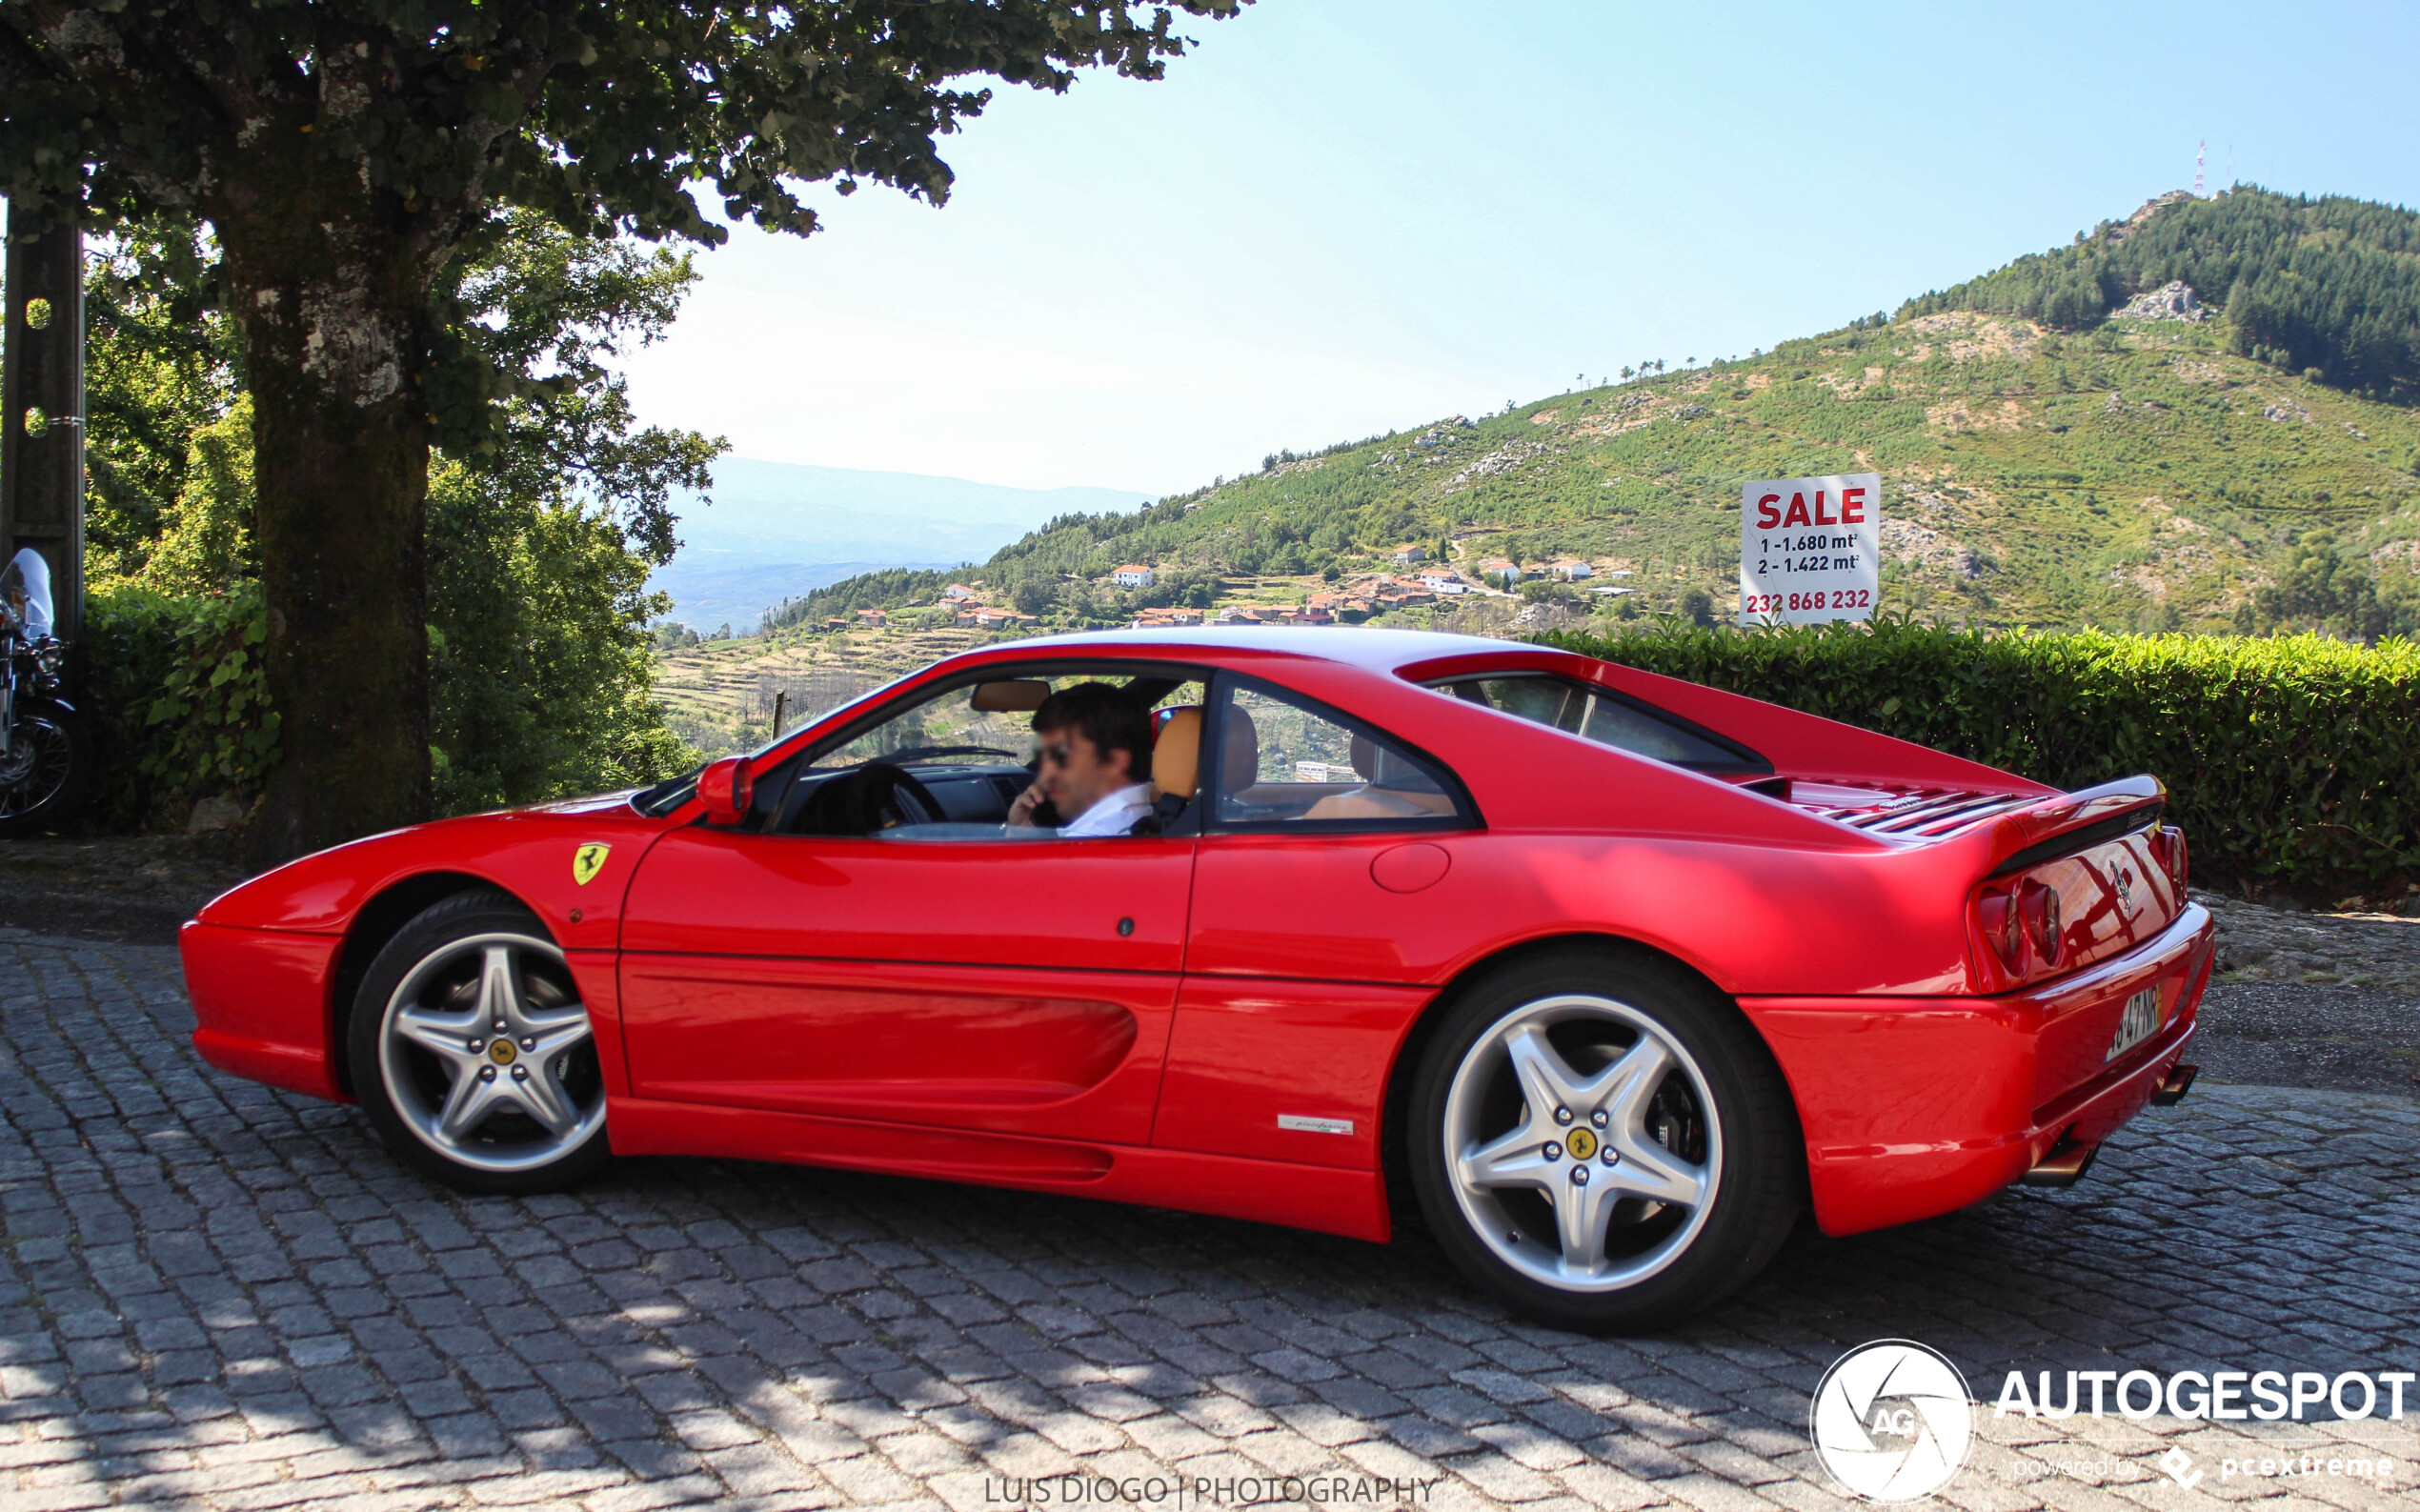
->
[649,458,1150,630]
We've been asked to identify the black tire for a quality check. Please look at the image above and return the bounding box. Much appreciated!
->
[348,889,613,1195]
[0,702,90,836]
[1404,946,1804,1333]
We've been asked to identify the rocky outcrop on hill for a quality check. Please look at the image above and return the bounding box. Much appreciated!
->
[1880,517,1992,578]
[2115,280,2206,322]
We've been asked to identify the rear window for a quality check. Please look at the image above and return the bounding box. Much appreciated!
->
[1428,674,1770,775]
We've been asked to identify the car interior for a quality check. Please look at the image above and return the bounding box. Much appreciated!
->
[672,664,1472,841]
[715,669,1200,840]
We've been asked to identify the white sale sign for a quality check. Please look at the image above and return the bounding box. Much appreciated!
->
[1739,473,1880,626]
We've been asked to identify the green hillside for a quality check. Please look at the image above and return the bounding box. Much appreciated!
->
[760,187,2420,642]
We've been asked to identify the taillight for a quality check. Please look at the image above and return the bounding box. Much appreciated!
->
[1977,884,2023,972]
[2149,825,2189,892]
[2020,878,2062,965]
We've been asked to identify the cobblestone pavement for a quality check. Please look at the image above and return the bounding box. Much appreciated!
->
[4,932,2415,1512]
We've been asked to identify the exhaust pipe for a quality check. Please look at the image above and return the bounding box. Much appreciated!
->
[2150,1063,2198,1107]
[2022,1137,2099,1188]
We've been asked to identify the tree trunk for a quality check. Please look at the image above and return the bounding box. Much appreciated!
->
[217,170,435,867]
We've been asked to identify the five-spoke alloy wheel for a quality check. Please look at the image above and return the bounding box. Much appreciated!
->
[350,891,611,1193]
[1407,949,1803,1332]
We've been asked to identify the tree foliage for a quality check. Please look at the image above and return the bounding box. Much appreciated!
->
[1,0,1242,858]
[2,0,1240,492]
[60,213,720,819]
[2247,529,2420,641]
[1902,187,2420,395]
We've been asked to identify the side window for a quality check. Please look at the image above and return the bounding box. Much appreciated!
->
[764,666,1211,840]
[1212,678,1467,829]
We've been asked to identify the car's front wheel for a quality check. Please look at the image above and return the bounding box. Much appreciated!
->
[349,890,611,1194]
[1406,949,1803,1332]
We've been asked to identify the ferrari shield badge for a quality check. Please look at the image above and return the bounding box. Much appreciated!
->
[571,842,612,887]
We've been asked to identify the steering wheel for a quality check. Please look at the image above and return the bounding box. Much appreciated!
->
[862,762,944,829]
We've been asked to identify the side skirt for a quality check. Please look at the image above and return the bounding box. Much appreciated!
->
[609,1096,1393,1242]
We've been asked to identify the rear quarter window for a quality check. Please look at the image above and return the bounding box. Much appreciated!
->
[1429,674,1771,776]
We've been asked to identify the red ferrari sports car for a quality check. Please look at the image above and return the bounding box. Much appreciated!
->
[183,629,2211,1330]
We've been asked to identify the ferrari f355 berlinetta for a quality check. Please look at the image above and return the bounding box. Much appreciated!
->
[183,629,2210,1329]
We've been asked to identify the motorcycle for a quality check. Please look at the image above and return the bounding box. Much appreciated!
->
[0,547,89,834]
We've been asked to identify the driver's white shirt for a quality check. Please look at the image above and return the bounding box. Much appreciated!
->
[1059,781,1153,838]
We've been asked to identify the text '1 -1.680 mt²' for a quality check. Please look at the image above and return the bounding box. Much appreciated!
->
[1740,473,1881,625]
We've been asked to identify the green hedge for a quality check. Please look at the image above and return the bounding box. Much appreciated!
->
[1541,619,2420,897]
[81,583,279,832]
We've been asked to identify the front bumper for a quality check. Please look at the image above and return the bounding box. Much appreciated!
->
[182,920,349,1101]
[1740,902,2214,1236]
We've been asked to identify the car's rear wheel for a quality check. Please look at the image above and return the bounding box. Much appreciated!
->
[1406,948,1802,1332]
[348,890,611,1194]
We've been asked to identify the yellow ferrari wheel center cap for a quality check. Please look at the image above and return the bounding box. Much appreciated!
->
[489,1039,517,1066]
[1565,1127,1599,1160]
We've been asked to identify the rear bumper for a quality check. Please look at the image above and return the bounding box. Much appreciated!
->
[1740,903,2214,1236]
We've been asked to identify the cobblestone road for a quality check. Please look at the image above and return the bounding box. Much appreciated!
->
[4,932,2415,1512]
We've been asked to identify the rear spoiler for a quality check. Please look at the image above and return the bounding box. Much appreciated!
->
[1982,776,2167,877]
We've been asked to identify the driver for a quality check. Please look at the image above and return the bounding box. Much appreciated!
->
[1006,683,1154,837]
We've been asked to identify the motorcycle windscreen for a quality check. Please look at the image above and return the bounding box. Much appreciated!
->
[2,550,52,637]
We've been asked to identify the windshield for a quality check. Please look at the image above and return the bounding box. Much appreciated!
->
[810,672,1204,771]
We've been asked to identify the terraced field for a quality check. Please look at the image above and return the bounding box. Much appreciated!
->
[656,624,1002,756]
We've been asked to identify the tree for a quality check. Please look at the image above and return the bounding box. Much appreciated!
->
[78,212,719,815]
[2250,529,2420,642]
[1010,576,1056,616]
[2,0,1241,861]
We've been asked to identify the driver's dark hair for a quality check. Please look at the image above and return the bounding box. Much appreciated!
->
[1033,682,1152,783]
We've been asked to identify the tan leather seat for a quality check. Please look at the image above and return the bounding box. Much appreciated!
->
[1303,786,1457,820]
[1220,707,1260,793]
[1151,707,1203,802]
[1304,732,1456,819]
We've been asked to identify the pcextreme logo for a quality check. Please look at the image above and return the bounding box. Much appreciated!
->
[1809,1341,1975,1502]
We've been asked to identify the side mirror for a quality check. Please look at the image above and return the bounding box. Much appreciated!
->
[697,756,755,826]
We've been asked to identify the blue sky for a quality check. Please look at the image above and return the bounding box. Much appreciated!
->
[620,0,2420,495]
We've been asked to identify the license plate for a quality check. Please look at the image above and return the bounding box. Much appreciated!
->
[2106,985,2162,1062]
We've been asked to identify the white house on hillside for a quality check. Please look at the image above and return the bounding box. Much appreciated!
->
[1112,564,1156,588]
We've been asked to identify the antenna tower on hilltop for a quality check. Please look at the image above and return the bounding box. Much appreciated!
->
[2194,140,2206,197]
